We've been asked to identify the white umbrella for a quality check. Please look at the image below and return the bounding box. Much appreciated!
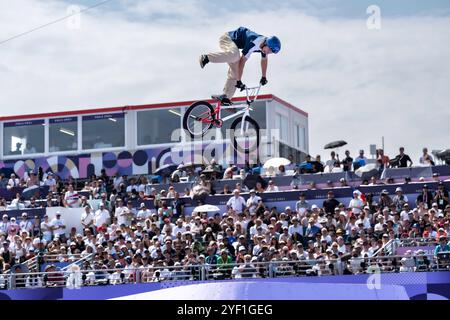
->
[263,157,290,169]
[355,163,379,178]
[193,204,220,213]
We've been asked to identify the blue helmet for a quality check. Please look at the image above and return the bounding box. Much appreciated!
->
[266,36,281,53]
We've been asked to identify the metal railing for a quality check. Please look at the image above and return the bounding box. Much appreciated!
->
[2,253,449,290]
[42,253,84,264]
[397,237,438,247]
[61,253,95,271]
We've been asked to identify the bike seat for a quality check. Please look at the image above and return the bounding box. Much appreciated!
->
[211,94,226,101]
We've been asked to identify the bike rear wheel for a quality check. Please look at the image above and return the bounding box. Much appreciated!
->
[230,116,260,153]
[183,101,215,138]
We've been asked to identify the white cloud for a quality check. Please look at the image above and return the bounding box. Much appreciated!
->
[0,0,449,162]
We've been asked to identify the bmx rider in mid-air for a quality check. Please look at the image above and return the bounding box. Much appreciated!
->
[199,26,281,106]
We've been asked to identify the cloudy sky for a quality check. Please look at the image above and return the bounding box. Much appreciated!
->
[1,0,449,162]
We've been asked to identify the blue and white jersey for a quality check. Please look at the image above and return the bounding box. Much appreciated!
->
[228,27,267,60]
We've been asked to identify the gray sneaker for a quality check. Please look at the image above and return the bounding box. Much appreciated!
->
[199,55,209,68]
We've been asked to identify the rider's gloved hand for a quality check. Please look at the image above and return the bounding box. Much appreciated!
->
[235,80,246,91]
[260,77,268,86]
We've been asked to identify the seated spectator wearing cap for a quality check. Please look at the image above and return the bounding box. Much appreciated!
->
[246,189,262,214]
[136,203,151,223]
[379,189,393,208]
[0,214,10,236]
[399,202,412,222]
[50,212,67,243]
[295,193,309,217]
[43,173,57,193]
[356,207,371,230]
[392,187,408,213]
[348,191,364,216]
[216,249,233,279]
[434,236,450,269]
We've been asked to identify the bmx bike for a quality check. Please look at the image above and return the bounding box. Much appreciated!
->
[182,85,261,153]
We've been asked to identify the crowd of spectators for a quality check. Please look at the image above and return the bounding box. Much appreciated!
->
[0,146,449,288]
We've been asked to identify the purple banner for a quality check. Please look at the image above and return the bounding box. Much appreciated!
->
[2,208,46,219]
[1,271,449,300]
[397,246,436,256]
[0,186,50,201]
[49,117,77,124]
[82,113,124,121]
[4,119,45,127]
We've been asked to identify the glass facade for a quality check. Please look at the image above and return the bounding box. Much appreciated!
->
[82,113,125,150]
[276,113,288,142]
[49,117,78,152]
[3,120,45,156]
[137,108,182,145]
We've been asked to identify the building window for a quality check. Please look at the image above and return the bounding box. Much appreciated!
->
[295,124,306,150]
[295,124,300,148]
[82,113,125,150]
[3,120,45,156]
[302,126,307,151]
[137,108,182,145]
[276,113,288,141]
[49,117,78,152]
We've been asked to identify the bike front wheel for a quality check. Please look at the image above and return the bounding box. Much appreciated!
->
[183,101,215,138]
[230,116,260,153]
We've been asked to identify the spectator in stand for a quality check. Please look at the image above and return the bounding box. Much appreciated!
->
[416,184,434,210]
[285,154,296,171]
[313,155,324,173]
[0,173,7,189]
[126,178,138,194]
[377,149,390,170]
[419,148,435,166]
[226,189,246,214]
[246,189,261,214]
[0,214,9,236]
[393,147,413,168]
[40,214,52,242]
[266,180,279,192]
[81,206,95,235]
[50,212,66,243]
[434,182,449,211]
[379,189,393,208]
[393,187,409,213]
[64,184,80,208]
[296,193,309,217]
[325,151,340,172]
[434,235,450,258]
[353,150,368,170]
[94,203,110,231]
[25,171,39,188]
[136,203,151,223]
[7,174,20,190]
[277,165,286,176]
[342,150,353,172]
[19,212,33,235]
[323,191,340,214]
[348,191,364,216]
